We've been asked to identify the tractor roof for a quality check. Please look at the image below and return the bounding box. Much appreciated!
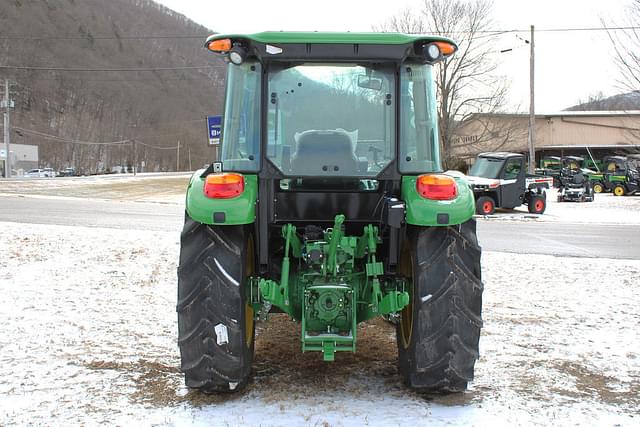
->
[205,32,458,62]
[209,32,456,45]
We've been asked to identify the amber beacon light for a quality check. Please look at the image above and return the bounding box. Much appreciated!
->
[207,38,232,53]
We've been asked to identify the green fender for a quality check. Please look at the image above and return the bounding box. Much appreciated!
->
[401,174,475,226]
[185,170,258,225]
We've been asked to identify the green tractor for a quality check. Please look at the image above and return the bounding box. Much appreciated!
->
[177,32,483,394]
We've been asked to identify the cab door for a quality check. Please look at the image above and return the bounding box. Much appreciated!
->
[499,157,525,208]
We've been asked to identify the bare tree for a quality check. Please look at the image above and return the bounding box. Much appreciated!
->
[602,1,640,143]
[606,0,640,92]
[376,0,522,166]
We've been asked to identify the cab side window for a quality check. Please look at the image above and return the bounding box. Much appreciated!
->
[503,158,521,180]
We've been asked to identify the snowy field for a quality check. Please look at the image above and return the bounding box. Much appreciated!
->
[1,175,639,425]
[1,220,639,426]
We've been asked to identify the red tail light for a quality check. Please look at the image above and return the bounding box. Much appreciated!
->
[203,173,244,199]
[416,174,458,200]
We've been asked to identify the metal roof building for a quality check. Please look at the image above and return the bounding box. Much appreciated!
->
[453,111,640,163]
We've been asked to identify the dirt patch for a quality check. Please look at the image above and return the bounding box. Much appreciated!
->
[85,359,245,407]
[249,315,401,399]
[83,178,188,200]
[0,175,189,201]
[512,359,640,411]
[553,361,640,409]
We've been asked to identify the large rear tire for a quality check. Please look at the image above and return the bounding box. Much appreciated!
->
[397,220,483,392]
[177,214,255,393]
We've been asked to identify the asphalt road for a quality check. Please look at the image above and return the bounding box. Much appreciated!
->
[1,195,639,259]
[476,220,640,260]
[0,195,184,232]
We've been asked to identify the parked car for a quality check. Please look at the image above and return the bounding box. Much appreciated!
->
[26,168,56,178]
[58,167,77,177]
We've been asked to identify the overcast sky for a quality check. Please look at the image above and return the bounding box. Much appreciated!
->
[155,0,632,112]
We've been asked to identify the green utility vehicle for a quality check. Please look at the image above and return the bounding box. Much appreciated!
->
[592,156,627,193]
[606,155,639,196]
[177,32,483,394]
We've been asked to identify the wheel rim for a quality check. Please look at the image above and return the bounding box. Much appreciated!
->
[614,186,624,196]
[482,200,493,214]
[593,183,603,193]
[535,199,544,212]
[245,238,255,348]
[398,241,413,349]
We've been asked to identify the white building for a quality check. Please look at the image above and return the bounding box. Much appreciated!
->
[1,144,39,176]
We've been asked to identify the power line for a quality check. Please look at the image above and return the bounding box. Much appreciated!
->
[14,127,129,145]
[13,126,186,149]
[9,76,220,83]
[432,25,640,36]
[0,34,208,40]
[0,65,224,72]
[0,25,638,41]
[521,25,640,33]
[136,140,180,150]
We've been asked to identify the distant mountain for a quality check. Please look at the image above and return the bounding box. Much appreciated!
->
[565,91,640,112]
[0,0,225,173]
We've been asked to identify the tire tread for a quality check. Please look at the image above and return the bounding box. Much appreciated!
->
[398,220,483,393]
[177,214,253,393]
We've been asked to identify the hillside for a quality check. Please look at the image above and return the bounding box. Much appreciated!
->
[0,0,224,173]
[565,91,640,111]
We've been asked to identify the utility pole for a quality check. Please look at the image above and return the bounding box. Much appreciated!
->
[176,140,180,171]
[527,25,536,174]
[133,140,137,176]
[188,147,192,171]
[3,79,12,178]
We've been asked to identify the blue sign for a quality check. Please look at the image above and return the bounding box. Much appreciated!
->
[207,115,222,145]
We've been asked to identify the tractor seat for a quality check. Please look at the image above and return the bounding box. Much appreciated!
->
[290,130,359,175]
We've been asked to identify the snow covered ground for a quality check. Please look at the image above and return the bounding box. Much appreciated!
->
[1,176,638,424]
[477,188,640,225]
[1,221,638,426]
